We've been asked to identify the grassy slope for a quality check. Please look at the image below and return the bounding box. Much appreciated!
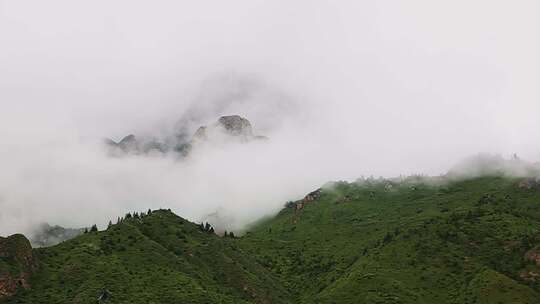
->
[5,210,289,304]
[4,176,540,303]
[238,176,540,303]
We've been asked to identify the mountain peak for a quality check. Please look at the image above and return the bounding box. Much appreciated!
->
[105,115,266,157]
[191,115,267,145]
[217,115,253,137]
[0,234,35,300]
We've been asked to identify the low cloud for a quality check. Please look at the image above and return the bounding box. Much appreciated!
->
[447,153,540,180]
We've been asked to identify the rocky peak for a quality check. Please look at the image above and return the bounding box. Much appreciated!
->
[104,115,266,157]
[118,134,136,147]
[192,126,208,141]
[114,134,141,153]
[217,115,254,137]
[104,134,138,154]
[0,234,35,300]
[192,115,266,144]
[105,134,168,155]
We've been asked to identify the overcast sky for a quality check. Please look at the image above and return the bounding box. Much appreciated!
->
[1,1,540,235]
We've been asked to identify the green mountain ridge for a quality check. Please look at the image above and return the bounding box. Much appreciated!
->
[3,175,540,303]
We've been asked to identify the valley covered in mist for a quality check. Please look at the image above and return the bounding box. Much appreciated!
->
[2,1,540,303]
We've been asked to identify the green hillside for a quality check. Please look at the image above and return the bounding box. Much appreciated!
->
[3,175,540,303]
[239,176,540,303]
[3,210,289,304]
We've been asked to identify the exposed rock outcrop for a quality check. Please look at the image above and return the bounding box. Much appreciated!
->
[291,189,322,212]
[117,134,138,151]
[525,249,540,265]
[0,234,35,300]
[192,115,267,143]
[193,126,209,141]
[518,178,540,190]
[105,115,267,157]
[288,189,322,224]
[105,134,169,156]
[218,115,254,137]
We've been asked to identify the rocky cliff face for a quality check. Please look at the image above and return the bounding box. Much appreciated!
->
[0,234,35,300]
[218,115,254,137]
[192,115,267,144]
[106,134,169,156]
[106,115,266,156]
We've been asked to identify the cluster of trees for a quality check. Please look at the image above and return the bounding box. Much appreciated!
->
[84,224,98,233]
[84,209,155,233]
[118,209,153,223]
[83,209,241,240]
[118,209,155,225]
[223,230,235,238]
[197,222,237,238]
[199,222,214,233]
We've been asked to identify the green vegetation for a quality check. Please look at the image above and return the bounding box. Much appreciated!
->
[4,175,540,303]
[240,176,540,303]
[4,210,288,304]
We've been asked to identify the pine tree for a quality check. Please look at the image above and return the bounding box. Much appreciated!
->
[90,224,98,232]
[125,213,132,219]
[107,221,113,229]
[223,230,228,238]
[205,222,211,231]
[229,231,235,238]
[84,227,88,234]
[209,227,214,234]
[147,209,152,215]
[199,223,205,231]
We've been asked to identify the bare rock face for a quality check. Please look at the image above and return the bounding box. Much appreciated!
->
[525,249,540,265]
[294,189,322,211]
[104,134,138,155]
[0,234,35,300]
[117,134,138,151]
[105,134,168,155]
[104,115,266,157]
[192,115,267,144]
[192,126,208,141]
[217,115,254,137]
[518,178,540,190]
[287,189,323,224]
